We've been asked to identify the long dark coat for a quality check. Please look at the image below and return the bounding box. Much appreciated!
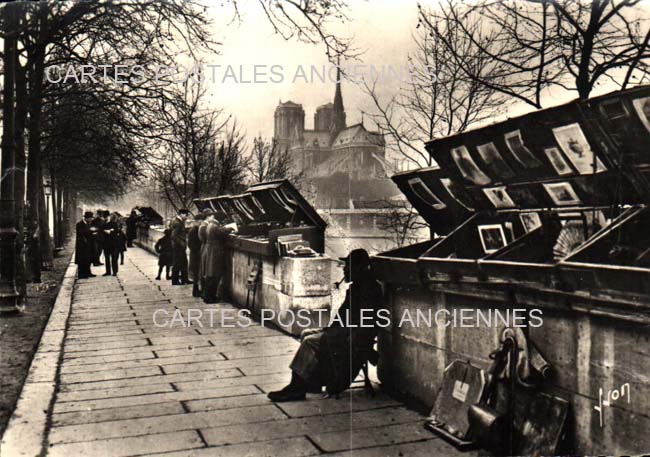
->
[125,214,137,242]
[75,220,93,265]
[187,223,202,280]
[290,277,383,396]
[202,221,231,278]
[320,278,383,395]
[198,222,209,280]
[102,221,119,252]
[170,217,187,267]
[155,235,173,267]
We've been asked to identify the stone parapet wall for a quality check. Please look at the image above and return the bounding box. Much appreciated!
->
[377,282,650,455]
[228,249,332,335]
[135,226,165,255]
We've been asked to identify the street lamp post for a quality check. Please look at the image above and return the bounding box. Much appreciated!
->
[0,3,20,313]
[44,178,53,248]
[44,177,52,223]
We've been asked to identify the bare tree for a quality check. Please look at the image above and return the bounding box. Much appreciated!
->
[363,5,505,169]
[153,80,249,211]
[212,121,250,197]
[43,86,144,202]
[249,0,356,61]
[7,0,215,282]
[2,0,354,288]
[376,199,430,248]
[247,136,304,184]
[421,0,650,106]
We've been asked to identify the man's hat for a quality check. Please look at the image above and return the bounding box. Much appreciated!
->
[339,248,370,265]
[83,211,94,218]
[178,208,190,215]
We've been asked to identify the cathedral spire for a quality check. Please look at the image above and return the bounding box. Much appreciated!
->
[331,58,346,136]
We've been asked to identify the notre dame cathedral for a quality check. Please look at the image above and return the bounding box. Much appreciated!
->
[272,72,398,210]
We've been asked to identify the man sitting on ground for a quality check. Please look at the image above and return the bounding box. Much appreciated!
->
[267,248,382,402]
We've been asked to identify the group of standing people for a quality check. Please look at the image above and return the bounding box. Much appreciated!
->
[154,208,236,303]
[76,205,384,404]
[75,210,128,279]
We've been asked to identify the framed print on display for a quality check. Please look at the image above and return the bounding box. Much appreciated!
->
[483,186,516,209]
[478,224,507,254]
[519,212,542,233]
[543,182,582,206]
[544,147,573,175]
[504,130,542,168]
[450,146,492,186]
[552,123,607,174]
[271,189,294,213]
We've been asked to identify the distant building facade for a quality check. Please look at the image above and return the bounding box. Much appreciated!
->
[273,74,428,256]
[273,72,398,209]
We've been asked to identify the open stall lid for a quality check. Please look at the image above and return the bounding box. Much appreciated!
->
[391,167,473,236]
[134,206,163,225]
[192,198,211,212]
[193,196,230,223]
[423,86,650,213]
[246,179,326,228]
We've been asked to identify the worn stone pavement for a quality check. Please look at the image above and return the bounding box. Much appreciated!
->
[13,247,469,457]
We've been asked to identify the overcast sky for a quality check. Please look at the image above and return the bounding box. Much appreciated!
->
[203,0,419,139]
[199,0,638,161]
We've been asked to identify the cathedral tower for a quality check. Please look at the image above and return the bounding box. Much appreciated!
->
[331,66,346,137]
[274,100,305,150]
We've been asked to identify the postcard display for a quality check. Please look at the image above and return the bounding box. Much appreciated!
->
[194,179,332,335]
[372,86,650,455]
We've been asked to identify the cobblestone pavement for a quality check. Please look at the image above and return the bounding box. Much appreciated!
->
[17,247,469,456]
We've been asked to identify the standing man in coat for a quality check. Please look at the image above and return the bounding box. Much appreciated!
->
[102,213,120,276]
[188,213,205,297]
[125,210,138,247]
[202,215,236,303]
[170,208,190,285]
[75,211,95,279]
[91,210,105,266]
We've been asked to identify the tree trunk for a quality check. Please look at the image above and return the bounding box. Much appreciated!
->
[66,190,76,235]
[25,6,47,282]
[14,55,27,297]
[51,176,58,246]
[57,182,66,242]
[52,174,60,247]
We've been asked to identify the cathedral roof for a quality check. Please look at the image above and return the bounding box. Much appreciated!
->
[331,123,385,148]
